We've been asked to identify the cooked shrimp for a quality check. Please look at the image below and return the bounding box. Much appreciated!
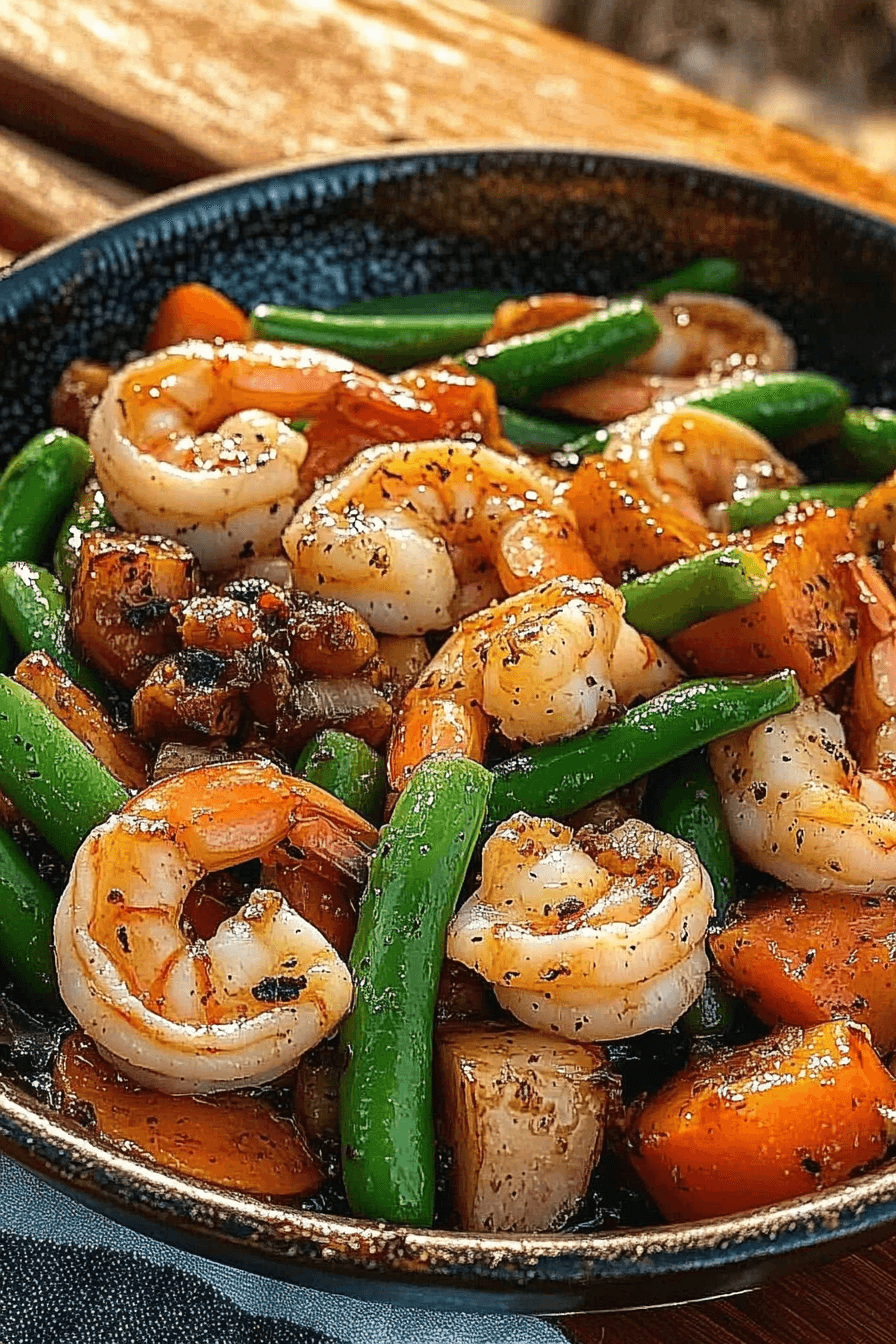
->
[602,405,803,528]
[447,815,713,1041]
[540,293,796,423]
[54,760,378,1094]
[387,576,679,788]
[91,340,333,569]
[710,698,896,893]
[284,440,597,635]
[849,557,896,774]
[853,473,896,586]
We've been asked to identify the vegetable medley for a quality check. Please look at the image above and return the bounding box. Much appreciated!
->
[3,262,896,1234]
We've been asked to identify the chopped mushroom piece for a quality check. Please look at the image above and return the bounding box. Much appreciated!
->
[436,1021,614,1232]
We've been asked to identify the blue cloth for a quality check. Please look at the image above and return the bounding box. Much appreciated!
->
[0,1156,568,1343]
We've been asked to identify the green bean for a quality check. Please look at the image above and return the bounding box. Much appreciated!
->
[645,752,736,927]
[340,756,492,1226]
[721,483,872,532]
[500,407,588,451]
[836,408,896,479]
[619,548,768,641]
[52,481,115,587]
[0,675,127,861]
[645,750,739,1043]
[295,730,386,825]
[486,672,799,828]
[336,290,516,316]
[642,258,742,302]
[0,429,91,567]
[250,305,492,374]
[685,372,849,441]
[459,300,661,404]
[0,829,57,998]
[0,562,104,697]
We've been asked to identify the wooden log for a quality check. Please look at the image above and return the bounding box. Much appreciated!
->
[1,0,896,224]
[0,127,138,251]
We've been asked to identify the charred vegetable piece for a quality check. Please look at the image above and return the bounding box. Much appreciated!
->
[436,1022,612,1232]
[340,756,492,1226]
[0,675,127,861]
[53,479,115,588]
[627,1020,896,1221]
[619,547,768,641]
[251,305,492,374]
[132,649,244,745]
[0,828,57,998]
[645,751,737,1042]
[285,592,378,678]
[55,1032,323,1198]
[667,503,860,694]
[642,257,742,302]
[295,730,386,826]
[14,651,150,791]
[459,300,661,404]
[712,890,896,1053]
[50,360,114,439]
[70,533,198,690]
[145,282,252,348]
[566,457,711,586]
[487,672,799,828]
[837,407,896,478]
[0,429,91,567]
[0,562,104,698]
[721,482,871,531]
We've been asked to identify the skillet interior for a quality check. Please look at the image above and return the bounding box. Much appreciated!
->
[1,147,896,1314]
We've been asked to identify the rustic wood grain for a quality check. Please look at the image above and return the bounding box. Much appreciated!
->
[3,0,896,226]
[559,1235,896,1343]
[0,126,139,252]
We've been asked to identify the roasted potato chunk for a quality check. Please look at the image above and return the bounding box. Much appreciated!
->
[436,1021,612,1233]
[71,534,198,690]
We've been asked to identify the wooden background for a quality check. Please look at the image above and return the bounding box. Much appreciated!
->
[1,0,895,1338]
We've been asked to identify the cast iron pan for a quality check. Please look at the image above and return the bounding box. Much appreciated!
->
[1,148,895,1315]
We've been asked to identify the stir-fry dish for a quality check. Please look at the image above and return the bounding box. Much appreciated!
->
[4,260,896,1234]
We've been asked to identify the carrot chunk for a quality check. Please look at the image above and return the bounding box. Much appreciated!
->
[145,283,253,349]
[627,1020,896,1221]
[712,890,896,1053]
[55,1031,323,1199]
[668,504,859,693]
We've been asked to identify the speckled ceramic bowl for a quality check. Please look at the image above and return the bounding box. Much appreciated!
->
[1,148,896,1315]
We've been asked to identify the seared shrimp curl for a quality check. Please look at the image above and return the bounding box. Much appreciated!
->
[710,698,896,893]
[447,816,714,1040]
[54,761,378,1094]
[388,576,679,789]
[283,440,597,635]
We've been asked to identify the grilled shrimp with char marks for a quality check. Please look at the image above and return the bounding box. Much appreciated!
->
[54,760,378,1094]
[447,815,713,1041]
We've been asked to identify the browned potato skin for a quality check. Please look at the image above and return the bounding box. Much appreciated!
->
[436,1022,611,1233]
[711,890,896,1053]
[627,1020,896,1222]
[14,651,151,790]
[668,504,859,694]
[55,1032,323,1199]
[566,457,712,586]
[71,534,198,690]
[50,359,113,438]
